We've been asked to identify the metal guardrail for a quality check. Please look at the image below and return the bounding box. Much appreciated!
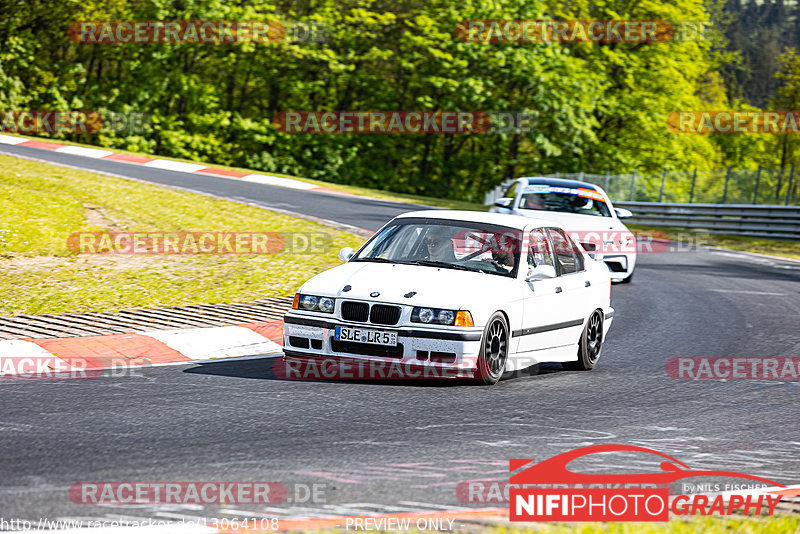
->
[614,202,800,241]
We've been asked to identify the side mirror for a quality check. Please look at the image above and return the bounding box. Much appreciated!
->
[615,208,633,219]
[525,264,557,281]
[338,247,355,262]
[493,198,513,209]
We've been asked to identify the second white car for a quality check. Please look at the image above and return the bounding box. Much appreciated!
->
[490,177,637,283]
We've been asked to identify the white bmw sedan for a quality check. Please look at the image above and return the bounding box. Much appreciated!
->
[282,210,614,385]
[490,177,637,283]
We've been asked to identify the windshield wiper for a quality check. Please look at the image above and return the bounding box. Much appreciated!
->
[352,257,411,264]
[410,260,472,272]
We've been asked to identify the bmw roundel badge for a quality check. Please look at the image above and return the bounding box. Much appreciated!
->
[370,291,380,297]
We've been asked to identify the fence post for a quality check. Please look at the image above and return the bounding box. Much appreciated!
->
[604,170,610,191]
[752,165,761,204]
[629,169,637,201]
[578,171,584,181]
[721,166,731,204]
[689,168,697,203]
[786,164,795,206]
[658,169,667,202]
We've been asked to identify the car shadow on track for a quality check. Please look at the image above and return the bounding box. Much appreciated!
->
[182,355,566,387]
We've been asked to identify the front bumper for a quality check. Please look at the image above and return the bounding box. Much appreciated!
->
[282,313,483,378]
[604,253,636,281]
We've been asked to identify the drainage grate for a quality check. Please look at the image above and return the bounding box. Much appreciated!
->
[0,296,294,340]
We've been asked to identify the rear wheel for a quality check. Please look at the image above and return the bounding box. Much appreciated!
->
[475,312,509,385]
[563,310,603,371]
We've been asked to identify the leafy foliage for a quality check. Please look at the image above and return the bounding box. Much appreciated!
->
[0,0,785,201]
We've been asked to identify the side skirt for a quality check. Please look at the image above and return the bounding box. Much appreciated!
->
[507,343,580,371]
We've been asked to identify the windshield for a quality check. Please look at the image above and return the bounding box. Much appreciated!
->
[352,219,522,277]
[519,184,611,217]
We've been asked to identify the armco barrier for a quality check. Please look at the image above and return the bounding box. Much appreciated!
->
[613,202,800,240]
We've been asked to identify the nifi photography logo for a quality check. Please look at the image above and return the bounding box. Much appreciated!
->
[507,444,800,522]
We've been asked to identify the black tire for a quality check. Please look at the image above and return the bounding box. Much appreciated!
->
[563,310,604,371]
[475,312,509,385]
[618,271,634,284]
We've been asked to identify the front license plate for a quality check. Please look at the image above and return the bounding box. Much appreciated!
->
[335,326,398,346]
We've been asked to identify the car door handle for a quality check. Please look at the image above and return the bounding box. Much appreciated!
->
[585,281,591,287]
[555,286,563,294]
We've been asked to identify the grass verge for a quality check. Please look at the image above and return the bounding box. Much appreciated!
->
[629,224,800,261]
[0,154,365,315]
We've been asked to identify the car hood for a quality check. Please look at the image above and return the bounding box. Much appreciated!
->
[516,209,628,232]
[299,261,515,309]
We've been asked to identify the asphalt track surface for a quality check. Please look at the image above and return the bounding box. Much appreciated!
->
[1,143,800,524]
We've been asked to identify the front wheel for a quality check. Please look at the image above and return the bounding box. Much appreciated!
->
[475,312,509,385]
[563,310,603,371]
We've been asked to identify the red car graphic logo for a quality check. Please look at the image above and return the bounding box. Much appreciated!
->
[510,444,792,491]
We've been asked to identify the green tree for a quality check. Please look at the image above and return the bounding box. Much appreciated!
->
[769,47,800,201]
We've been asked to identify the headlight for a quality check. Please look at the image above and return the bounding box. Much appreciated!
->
[417,308,435,323]
[301,295,318,310]
[292,293,335,314]
[318,297,335,313]
[412,307,464,326]
[438,310,455,324]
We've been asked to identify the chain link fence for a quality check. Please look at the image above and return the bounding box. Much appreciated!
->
[545,168,799,206]
[485,168,800,206]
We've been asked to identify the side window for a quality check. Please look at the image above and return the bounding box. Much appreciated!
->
[547,228,585,274]
[503,182,519,201]
[527,228,556,269]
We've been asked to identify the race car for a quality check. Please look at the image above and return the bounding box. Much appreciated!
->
[489,177,636,283]
[282,210,614,385]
